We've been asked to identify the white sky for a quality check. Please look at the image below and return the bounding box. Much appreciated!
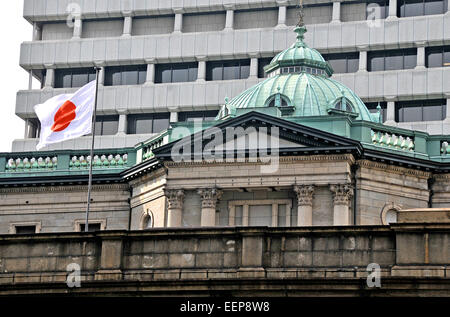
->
[0,1,33,152]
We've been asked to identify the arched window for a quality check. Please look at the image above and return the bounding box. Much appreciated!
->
[265,93,292,108]
[140,209,154,229]
[380,203,402,225]
[268,96,289,108]
[333,99,354,113]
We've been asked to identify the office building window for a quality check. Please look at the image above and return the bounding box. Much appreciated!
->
[155,62,198,83]
[395,99,447,122]
[28,118,41,138]
[206,59,250,81]
[127,113,170,134]
[366,102,388,122]
[258,57,274,78]
[104,65,147,86]
[178,111,219,122]
[54,68,96,88]
[398,0,448,17]
[94,115,119,136]
[323,52,359,73]
[366,0,390,19]
[368,48,417,71]
[426,46,450,68]
[14,225,37,234]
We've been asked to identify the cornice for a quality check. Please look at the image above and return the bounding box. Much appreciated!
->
[357,159,432,178]
[0,183,129,194]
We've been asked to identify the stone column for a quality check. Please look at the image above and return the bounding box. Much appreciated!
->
[385,100,396,126]
[145,61,155,85]
[170,111,179,123]
[198,188,223,227]
[224,7,234,31]
[331,0,341,23]
[33,22,42,41]
[117,111,127,135]
[164,189,185,227]
[73,19,83,39]
[330,184,353,226]
[249,56,259,80]
[173,11,183,33]
[276,2,287,28]
[44,67,55,88]
[415,43,426,69]
[387,0,398,20]
[294,185,315,226]
[123,15,133,37]
[197,57,207,82]
[358,48,368,72]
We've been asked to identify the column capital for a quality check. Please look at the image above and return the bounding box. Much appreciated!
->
[294,185,315,206]
[164,189,185,209]
[198,188,223,209]
[329,184,353,206]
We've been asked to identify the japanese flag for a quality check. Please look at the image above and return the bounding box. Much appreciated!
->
[34,80,96,150]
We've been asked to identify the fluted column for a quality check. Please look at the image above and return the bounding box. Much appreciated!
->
[164,189,185,227]
[329,184,353,226]
[198,188,223,227]
[294,185,314,226]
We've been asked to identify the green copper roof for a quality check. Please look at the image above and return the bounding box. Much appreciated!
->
[264,26,333,76]
[217,26,378,123]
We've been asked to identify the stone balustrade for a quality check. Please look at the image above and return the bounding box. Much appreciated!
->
[5,156,57,172]
[371,129,415,152]
[69,154,128,170]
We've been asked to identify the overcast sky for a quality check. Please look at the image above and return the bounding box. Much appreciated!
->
[0,1,32,152]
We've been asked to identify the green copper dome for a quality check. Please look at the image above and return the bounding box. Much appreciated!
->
[217,26,380,123]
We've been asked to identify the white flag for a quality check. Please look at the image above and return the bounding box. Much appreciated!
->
[34,80,96,150]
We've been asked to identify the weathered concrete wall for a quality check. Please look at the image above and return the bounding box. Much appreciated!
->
[432,174,450,208]
[0,225,449,296]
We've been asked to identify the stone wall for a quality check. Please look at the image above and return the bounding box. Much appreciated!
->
[432,174,450,208]
[0,225,449,296]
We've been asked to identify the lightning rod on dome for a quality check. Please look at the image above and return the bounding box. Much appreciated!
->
[297,0,305,27]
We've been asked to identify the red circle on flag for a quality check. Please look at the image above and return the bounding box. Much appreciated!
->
[51,100,76,132]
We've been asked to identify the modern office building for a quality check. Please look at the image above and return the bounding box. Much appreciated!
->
[13,0,450,152]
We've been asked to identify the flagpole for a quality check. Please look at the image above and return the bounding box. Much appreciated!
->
[85,67,101,232]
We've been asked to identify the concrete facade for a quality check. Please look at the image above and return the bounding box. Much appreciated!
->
[12,0,450,152]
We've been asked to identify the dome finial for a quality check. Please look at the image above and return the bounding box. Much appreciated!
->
[297,0,305,27]
[294,0,307,47]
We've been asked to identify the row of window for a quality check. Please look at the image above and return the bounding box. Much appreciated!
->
[45,45,449,88]
[367,99,447,122]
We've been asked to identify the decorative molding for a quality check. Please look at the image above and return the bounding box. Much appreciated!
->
[329,184,354,206]
[74,219,107,232]
[164,189,185,210]
[380,202,403,225]
[0,184,129,194]
[293,185,315,206]
[139,209,154,230]
[197,188,223,209]
[357,160,432,178]
[9,221,41,234]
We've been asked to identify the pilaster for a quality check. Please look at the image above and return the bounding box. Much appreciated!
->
[164,189,185,227]
[198,188,223,227]
[294,185,314,226]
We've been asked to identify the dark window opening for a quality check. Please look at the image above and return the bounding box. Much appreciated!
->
[127,113,170,134]
[323,52,359,73]
[28,118,41,138]
[368,48,417,71]
[15,226,37,234]
[258,57,274,78]
[178,111,219,122]
[206,59,250,81]
[395,99,447,122]
[104,65,147,86]
[426,45,450,68]
[155,62,198,83]
[366,102,388,122]
[94,115,119,136]
[398,0,447,17]
[54,68,96,88]
[80,223,102,232]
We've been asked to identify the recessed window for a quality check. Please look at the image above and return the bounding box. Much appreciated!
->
[15,225,37,234]
[155,62,198,83]
[426,46,450,68]
[104,65,147,86]
[79,223,102,232]
[27,118,41,138]
[206,59,250,81]
[94,115,119,136]
[395,99,447,122]
[323,52,359,73]
[398,0,447,17]
[366,102,388,122]
[368,49,417,71]
[178,110,219,122]
[258,57,274,78]
[54,68,96,88]
[127,113,170,134]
